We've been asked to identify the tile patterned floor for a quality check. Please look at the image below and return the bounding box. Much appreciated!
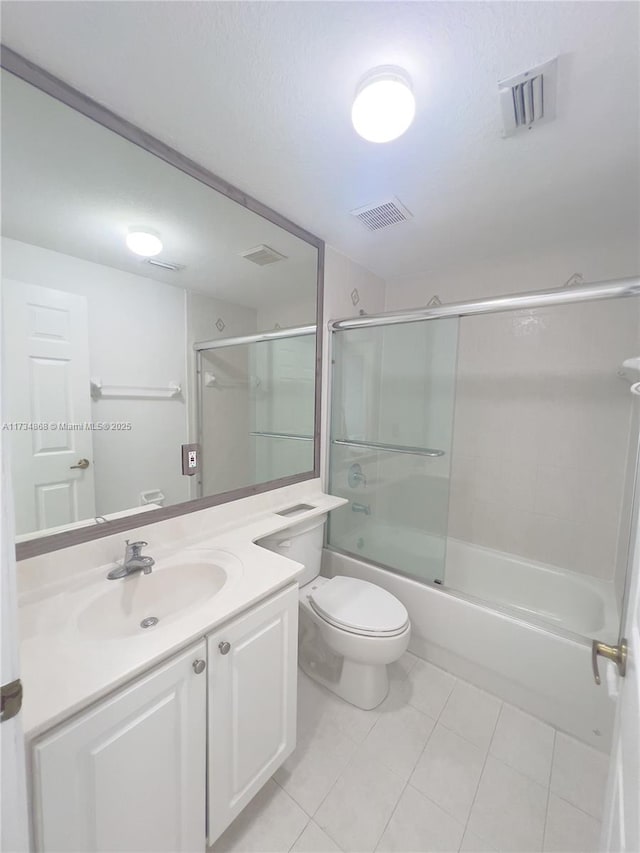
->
[212,653,609,853]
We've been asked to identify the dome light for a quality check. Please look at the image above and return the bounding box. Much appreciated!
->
[352,67,416,143]
[126,228,163,257]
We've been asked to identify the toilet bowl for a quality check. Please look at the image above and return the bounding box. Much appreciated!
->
[258,514,410,710]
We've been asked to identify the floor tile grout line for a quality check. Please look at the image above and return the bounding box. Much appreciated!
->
[291,675,373,823]
[372,704,452,852]
[316,734,405,853]
[541,729,558,852]
[306,686,393,849]
[299,658,599,851]
[369,660,430,853]
[372,771,413,852]
[551,791,605,824]
[297,732,361,820]
[404,782,469,840]
[287,816,312,853]
[459,698,505,848]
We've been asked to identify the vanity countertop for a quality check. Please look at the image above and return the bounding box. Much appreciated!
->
[18,491,347,740]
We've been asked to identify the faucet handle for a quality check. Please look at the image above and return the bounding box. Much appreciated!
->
[126,540,148,556]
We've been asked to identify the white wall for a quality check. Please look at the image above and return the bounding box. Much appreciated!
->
[384,238,640,588]
[2,237,191,516]
[257,293,317,332]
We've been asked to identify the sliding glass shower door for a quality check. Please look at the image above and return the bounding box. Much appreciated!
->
[328,318,459,585]
[198,332,316,496]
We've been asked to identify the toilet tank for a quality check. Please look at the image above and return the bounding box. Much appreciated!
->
[258,515,326,585]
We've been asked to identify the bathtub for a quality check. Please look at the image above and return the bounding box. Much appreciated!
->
[334,527,619,641]
[323,540,617,751]
[446,538,619,641]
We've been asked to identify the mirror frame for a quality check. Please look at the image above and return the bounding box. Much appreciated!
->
[1,46,324,561]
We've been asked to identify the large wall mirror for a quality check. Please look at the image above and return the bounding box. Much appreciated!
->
[0,54,323,557]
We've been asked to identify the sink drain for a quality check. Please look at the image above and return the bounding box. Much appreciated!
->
[140,616,159,629]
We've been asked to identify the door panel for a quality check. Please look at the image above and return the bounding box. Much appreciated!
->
[2,279,95,533]
[32,642,206,853]
[207,585,298,844]
[602,425,640,851]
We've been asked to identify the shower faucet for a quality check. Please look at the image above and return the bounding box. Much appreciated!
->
[348,463,367,488]
[352,502,371,515]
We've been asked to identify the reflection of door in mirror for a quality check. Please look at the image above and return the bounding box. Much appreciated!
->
[2,280,96,533]
[1,66,321,547]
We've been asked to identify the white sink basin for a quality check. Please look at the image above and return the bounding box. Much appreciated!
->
[77,552,240,639]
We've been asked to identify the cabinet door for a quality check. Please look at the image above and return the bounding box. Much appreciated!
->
[32,641,207,853]
[207,584,298,844]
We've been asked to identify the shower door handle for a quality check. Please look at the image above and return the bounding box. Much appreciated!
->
[591,639,627,685]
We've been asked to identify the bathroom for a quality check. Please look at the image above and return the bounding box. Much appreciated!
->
[1,2,638,852]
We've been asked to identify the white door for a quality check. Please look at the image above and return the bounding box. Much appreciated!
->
[207,584,298,845]
[32,641,207,853]
[2,279,95,534]
[0,355,30,851]
[601,429,640,852]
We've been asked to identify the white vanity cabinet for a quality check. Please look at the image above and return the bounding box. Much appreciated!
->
[207,584,298,844]
[30,584,299,852]
[31,640,208,853]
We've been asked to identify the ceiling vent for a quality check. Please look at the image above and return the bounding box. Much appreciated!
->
[350,197,413,231]
[144,258,184,272]
[498,58,558,137]
[241,244,287,266]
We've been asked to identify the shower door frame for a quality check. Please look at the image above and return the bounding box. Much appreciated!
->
[194,324,317,499]
[324,275,640,645]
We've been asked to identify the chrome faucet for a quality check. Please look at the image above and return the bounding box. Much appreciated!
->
[107,540,155,580]
[352,502,371,516]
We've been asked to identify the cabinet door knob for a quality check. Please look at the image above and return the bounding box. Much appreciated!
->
[192,659,206,674]
[218,641,231,655]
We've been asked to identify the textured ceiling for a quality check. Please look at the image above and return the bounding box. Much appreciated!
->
[0,71,317,310]
[1,1,638,281]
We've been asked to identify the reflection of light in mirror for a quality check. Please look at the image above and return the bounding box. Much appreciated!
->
[126,227,163,257]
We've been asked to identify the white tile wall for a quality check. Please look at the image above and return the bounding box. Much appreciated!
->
[383,243,640,586]
[444,299,637,582]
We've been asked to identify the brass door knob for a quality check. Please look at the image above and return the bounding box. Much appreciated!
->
[592,639,627,684]
[70,458,90,470]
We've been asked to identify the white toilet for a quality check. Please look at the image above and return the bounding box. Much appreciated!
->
[259,515,410,710]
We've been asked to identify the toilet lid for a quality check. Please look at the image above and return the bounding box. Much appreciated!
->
[309,577,409,635]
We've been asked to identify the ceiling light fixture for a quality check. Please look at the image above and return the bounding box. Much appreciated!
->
[352,66,416,143]
[126,227,163,257]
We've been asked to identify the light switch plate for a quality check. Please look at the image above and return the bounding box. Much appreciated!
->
[181,443,200,476]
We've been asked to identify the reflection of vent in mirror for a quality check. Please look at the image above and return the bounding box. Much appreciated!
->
[275,504,316,517]
[144,258,185,272]
[350,198,413,231]
[241,244,287,265]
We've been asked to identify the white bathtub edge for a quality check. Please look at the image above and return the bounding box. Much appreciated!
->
[323,547,614,752]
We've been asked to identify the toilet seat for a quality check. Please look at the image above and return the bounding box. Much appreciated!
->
[308,576,409,637]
